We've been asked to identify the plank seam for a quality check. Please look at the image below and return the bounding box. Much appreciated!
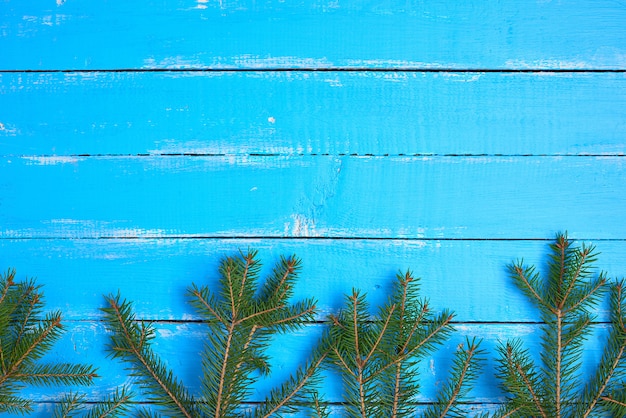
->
[1,68,625,74]
[8,153,626,158]
[3,237,626,242]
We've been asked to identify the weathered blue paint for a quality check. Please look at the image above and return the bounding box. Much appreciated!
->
[1,0,626,414]
[2,238,624,322]
[1,156,625,239]
[1,321,614,403]
[2,1,626,70]
[1,71,626,156]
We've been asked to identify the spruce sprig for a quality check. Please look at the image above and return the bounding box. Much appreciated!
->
[328,271,484,417]
[494,233,626,417]
[53,387,134,418]
[102,250,325,417]
[102,293,198,417]
[0,269,98,414]
[423,337,485,418]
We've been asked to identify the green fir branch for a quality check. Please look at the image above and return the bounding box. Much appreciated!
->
[54,388,135,418]
[328,270,480,417]
[577,280,626,417]
[13,363,98,387]
[252,340,329,418]
[191,251,318,417]
[84,387,135,418]
[102,250,324,417]
[424,337,485,418]
[495,339,547,418]
[0,269,98,413]
[102,293,198,418]
[53,392,85,418]
[495,233,626,418]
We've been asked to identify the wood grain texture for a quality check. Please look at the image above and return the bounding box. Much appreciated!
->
[1,155,625,239]
[2,71,626,156]
[2,238,623,322]
[2,0,626,70]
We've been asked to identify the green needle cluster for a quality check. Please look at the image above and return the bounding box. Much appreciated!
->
[327,271,484,418]
[493,233,626,417]
[101,250,325,417]
[0,269,98,415]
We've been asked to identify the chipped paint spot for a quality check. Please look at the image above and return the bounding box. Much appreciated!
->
[0,122,18,135]
[267,116,276,124]
[324,78,343,87]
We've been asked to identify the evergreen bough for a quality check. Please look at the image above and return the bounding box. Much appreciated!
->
[101,250,327,417]
[53,387,134,418]
[0,269,98,414]
[494,233,626,417]
[327,271,484,417]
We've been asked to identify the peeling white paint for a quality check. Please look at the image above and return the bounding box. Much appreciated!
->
[149,140,224,155]
[157,328,174,338]
[285,214,317,237]
[344,59,454,69]
[142,55,205,69]
[232,55,335,69]
[22,155,82,165]
[0,122,18,135]
[442,73,483,82]
[504,58,594,69]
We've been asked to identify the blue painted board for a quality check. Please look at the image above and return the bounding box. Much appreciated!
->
[4,321,613,409]
[2,71,626,156]
[2,1,626,70]
[3,0,626,413]
[1,238,623,322]
[1,155,625,239]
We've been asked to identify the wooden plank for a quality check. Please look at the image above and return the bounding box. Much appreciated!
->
[1,155,625,240]
[8,322,613,407]
[2,1,626,70]
[1,239,623,322]
[2,71,626,156]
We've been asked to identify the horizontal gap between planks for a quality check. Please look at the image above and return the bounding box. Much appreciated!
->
[10,153,626,158]
[5,237,626,242]
[1,68,626,74]
[64,319,609,326]
[35,400,506,408]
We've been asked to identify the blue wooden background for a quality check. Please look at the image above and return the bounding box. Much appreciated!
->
[1,0,626,415]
